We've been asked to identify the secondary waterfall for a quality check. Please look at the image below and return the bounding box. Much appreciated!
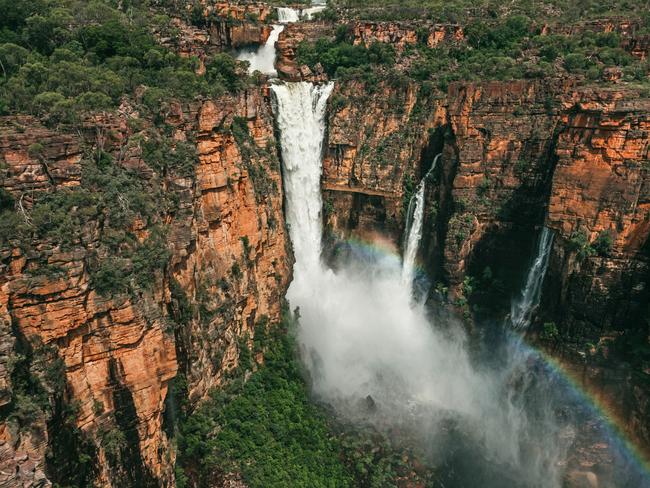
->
[272,82,568,488]
[302,6,326,20]
[511,227,554,330]
[277,7,300,23]
[277,5,325,23]
[402,153,441,289]
[236,25,284,76]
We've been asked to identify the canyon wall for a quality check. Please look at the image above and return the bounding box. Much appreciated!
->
[323,79,446,242]
[157,2,273,72]
[0,87,290,487]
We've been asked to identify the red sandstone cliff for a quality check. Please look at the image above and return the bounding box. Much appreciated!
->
[0,86,290,487]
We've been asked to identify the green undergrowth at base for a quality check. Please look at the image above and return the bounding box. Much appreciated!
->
[174,317,428,487]
[174,324,352,488]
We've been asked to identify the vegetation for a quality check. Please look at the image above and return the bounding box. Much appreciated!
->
[296,28,396,77]
[297,3,648,92]
[174,314,430,488]
[0,0,247,122]
[175,321,352,487]
[332,0,650,24]
[568,229,596,261]
[540,321,560,342]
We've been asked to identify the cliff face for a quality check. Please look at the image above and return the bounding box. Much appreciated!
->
[439,80,567,303]
[323,79,445,243]
[0,87,290,487]
[276,23,333,81]
[157,2,273,72]
[323,72,648,453]
[321,68,648,337]
[171,89,291,402]
[0,115,178,486]
[352,21,464,51]
[546,90,649,333]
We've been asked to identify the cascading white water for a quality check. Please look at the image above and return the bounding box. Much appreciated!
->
[302,6,326,20]
[401,154,441,289]
[271,82,333,271]
[272,81,568,488]
[511,227,554,330]
[277,4,325,23]
[277,7,300,23]
[236,25,284,75]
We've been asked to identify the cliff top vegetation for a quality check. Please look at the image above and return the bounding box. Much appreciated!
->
[333,0,650,24]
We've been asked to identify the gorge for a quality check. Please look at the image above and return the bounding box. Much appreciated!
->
[0,1,649,487]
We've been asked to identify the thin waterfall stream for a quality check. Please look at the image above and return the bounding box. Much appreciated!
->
[402,153,442,290]
[510,226,554,330]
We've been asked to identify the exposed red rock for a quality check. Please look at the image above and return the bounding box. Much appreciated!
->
[0,86,290,487]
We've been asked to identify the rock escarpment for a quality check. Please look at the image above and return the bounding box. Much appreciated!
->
[156,2,273,72]
[323,79,445,241]
[0,87,290,487]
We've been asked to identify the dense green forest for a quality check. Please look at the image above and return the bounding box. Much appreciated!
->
[333,0,650,23]
[0,0,246,120]
[302,5,649,91]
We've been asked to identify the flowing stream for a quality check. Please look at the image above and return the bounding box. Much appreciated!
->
[277,7,300,23]
[510,227,554,329]
[277,5,325,23]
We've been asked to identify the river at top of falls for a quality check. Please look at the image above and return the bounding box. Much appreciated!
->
[270,81,650,488]
[277,7,301,23]
[236,24,284,76]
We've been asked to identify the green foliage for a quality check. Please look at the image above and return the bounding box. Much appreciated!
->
[100,425,127,464]
[176,327,353,487]
[4,336,66,431]
[333,0,647,23]
[141,136,198,178]
[465,15,531,50]
[568,229,596,260]
[0,188,14,210]
[0,1,246,122]
[296,38,395,77]
[401,11,648,89]
[592,230,613,257]
[230,116,279,201]
[169,279,193,327]
[540,321,560,341]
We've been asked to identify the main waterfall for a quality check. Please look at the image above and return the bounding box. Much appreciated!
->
[272,81,568,488]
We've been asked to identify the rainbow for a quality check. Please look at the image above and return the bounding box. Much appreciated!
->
[529,343,650,485]
[331,234,650,485]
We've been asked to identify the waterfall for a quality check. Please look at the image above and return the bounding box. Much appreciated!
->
[271,82,333,271]
[272,83,569,488]
[401,154,441,288]
[277,7,300,23]
[277,5,325,23]
[236,25,284,76]
[302,6,326,20]
[510,227,554,330]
